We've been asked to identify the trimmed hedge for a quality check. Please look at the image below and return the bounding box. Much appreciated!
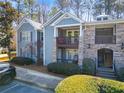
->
[82,58,96,75]
[55,75,124,93]
[116,67,124,81]
[10,57,34,65]
[47,63,81,76]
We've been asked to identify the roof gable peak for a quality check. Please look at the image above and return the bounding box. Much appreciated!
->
[51,12,84,26]
[16,18,42,31]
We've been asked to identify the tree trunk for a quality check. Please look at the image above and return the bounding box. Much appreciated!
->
[7,46,11,61]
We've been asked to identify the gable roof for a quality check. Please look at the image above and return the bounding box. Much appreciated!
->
[51,12,84,26]
[44,10,84,27]
[85,19,124,26]
[43,10,64,27]
[16,18,42,31]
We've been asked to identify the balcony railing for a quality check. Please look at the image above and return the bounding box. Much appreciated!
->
[57,37,79,48]
[95,35,116,44]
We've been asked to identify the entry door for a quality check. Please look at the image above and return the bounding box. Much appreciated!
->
[98,49,113,68]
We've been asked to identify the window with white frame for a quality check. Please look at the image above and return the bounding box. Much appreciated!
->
[22,32,31,42]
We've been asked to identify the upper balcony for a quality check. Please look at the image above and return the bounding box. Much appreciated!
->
[57,37,79,48]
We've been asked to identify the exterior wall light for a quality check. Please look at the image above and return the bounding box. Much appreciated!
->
[87,44,91,49]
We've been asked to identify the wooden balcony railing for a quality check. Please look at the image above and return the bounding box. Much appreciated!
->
[57,37,79,48]
[95,35,116,44]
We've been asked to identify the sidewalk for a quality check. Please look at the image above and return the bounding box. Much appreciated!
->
[15,66,63,90]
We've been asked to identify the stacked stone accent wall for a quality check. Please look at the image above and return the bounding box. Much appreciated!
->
[78,36,84,65]
[83,24,124,69]
[83,26,97,61]
[114,23,124,69]
[52,38,57,62]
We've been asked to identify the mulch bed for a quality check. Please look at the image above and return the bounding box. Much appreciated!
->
[11,63,66,78]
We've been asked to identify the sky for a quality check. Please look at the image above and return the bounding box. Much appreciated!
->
[0,0,55,8]
[37,0,55,7]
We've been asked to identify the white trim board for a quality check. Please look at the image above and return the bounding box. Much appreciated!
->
[43,27,46,65]
[55,23,81,28]
[16,18,42,31]
[85,19,124,26]
[43,10,64,27]
[51,13,84,26]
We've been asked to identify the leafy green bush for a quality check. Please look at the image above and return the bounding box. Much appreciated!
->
[82,58,96,75]
[10,57,34,65]
[116,67,124,81]
[47,63,81,76]
[55,75,124,93]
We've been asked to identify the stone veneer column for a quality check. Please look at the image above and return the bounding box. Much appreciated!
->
[114,23,124,69]
[78,25,84,65]
[52,27,57,62]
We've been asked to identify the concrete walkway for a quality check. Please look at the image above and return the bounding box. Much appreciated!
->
[15,66,63,90]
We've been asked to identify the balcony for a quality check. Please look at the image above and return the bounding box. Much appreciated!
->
[57,37,79,48]
[95,35,116,44]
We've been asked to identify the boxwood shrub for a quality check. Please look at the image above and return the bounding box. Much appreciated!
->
[10,57,34,65]
[47,62,81,76]
[82,58,96,75]
[55,75,124,93]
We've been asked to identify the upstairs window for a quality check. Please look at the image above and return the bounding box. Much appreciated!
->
[22,32,31,42]
[95,28,116,44]
[103,17,108,20]
[97,17,101,21]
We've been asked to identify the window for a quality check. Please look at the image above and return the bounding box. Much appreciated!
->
[103,17,108,20]
[74,31,79,37]
[68,31,72,37]
[95,28,115,44]
[22,32,31,42]
[97,18,101,21]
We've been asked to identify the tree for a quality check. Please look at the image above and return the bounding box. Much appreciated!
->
[0,1,18,59]
[70,0,82,18]
[93,0,116,15]
[93,0,124,19]
[55,0,71,11]
[34,1,49,24]
[48,6,58,17]
[11,0,24,24]
[114,0,124,18]
[24,0,35,19]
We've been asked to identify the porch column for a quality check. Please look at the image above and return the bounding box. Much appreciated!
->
[52,27,58,62]
[78,24,84,65]
[16,31,19,56]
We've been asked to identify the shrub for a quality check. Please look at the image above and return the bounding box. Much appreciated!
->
[10,57,34,65]
[55,75,124,93]
[82,58,96,75]
[47,63,81,76]
[116,67,124,81]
